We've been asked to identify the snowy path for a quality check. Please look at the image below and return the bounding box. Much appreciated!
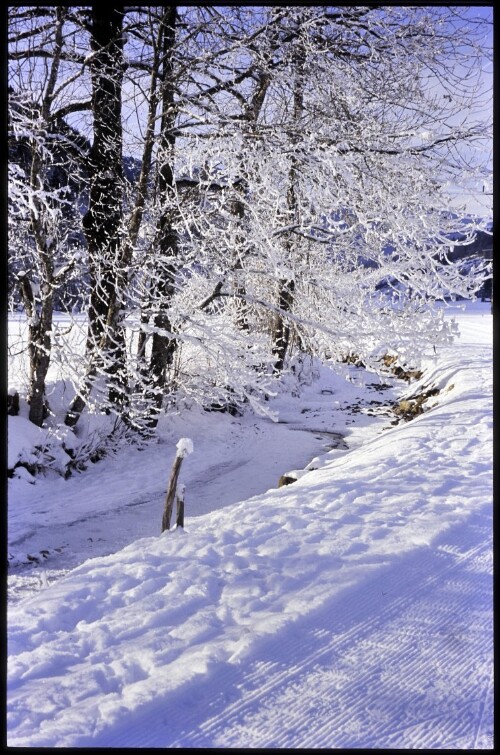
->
[185,509,492,750]
[41,502,492,749]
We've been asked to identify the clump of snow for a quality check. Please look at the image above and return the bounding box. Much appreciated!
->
[10,465,35,484]
[176,437,194,458]
[8,416,80,478]
[8,417,47,470]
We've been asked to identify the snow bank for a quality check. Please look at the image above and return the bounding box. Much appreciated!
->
[8,416,46,471]
[8,416,80,479]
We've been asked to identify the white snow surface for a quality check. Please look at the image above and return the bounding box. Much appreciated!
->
[176,437,194,458]
[7,302,493,748]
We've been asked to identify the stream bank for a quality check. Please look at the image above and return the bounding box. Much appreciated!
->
[8,363,401,603]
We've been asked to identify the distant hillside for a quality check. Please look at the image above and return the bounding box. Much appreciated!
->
[447,228,493,262]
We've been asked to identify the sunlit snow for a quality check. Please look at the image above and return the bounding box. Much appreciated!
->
[7,301,492,749]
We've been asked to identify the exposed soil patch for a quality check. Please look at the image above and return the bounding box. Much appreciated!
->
[365,383,393,392]
[391,386,441,424]
[380,354,423,382]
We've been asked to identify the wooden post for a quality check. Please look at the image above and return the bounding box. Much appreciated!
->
[161,438,193,533]
[176,484,185,529]
[162,455,183,532]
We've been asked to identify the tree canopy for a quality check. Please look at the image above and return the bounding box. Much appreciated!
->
[8,5,492,434]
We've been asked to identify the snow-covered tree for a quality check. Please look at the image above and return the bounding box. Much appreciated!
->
[8,6,89,426]
[175,5,491,374]
[8,5,492,435]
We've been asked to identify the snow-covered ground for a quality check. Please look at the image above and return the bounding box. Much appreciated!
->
[7,301,493,748]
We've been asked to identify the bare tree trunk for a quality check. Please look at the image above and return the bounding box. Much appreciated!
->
[272,29,305,373]
[23,8,67,426]
[19,270,53,427]
[147,7,179,427]
[272,277,295,373]
[230,70,271,331]
[28,299,53,426]
[65,6,124,426]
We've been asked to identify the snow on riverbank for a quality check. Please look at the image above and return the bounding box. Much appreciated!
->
[7,301,493,748]
[7,331,398,593]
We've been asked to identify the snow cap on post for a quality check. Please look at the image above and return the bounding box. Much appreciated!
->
[176,437,194,458]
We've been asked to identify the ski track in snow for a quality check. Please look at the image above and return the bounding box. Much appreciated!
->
[70,505,492,749]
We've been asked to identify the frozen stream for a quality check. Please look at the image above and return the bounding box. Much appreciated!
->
[8,426,336,596]
[9,364,391,606]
